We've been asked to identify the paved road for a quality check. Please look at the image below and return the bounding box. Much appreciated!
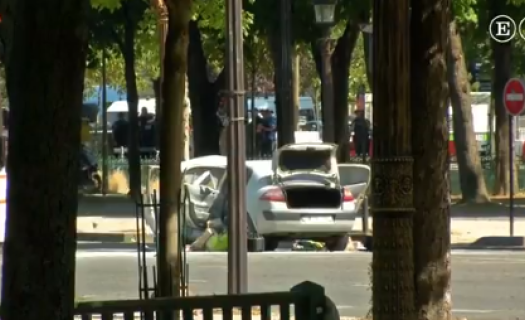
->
[73,250,525,319]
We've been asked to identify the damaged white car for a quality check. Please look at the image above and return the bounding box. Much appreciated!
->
[180,143,371,251]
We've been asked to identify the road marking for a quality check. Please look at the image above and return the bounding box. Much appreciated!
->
[336,305,355,310]
[452,309,496,313]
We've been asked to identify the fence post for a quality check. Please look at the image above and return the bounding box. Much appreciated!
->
[362,196,369,234]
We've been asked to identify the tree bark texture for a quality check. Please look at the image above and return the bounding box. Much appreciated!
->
[157,0,192,298]
[371,0,415,320]
[411,1,452,320]
[1,0,88,320]
[188,21,225,156]
[292,49,300,128]
[122,12,142,197]
[491,38,513,195]
[447,19,489,203]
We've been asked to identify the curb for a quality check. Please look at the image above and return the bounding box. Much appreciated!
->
[77,232,154,244]
[470,235,525,247]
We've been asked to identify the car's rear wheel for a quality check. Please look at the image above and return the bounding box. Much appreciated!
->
[263,237,280,251]
[325,235,350,251]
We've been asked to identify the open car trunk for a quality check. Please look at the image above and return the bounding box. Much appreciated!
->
[283,185,342,209]
[272,143,343,209]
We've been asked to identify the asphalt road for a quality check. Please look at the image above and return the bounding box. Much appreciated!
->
[72,250,525,319]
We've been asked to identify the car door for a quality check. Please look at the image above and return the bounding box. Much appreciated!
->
[182,166,226,229]
[338,164,371,209]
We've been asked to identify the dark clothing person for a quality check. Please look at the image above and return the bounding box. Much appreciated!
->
[112,117,129,148]
[352,115,370,157]
[254,114,264,156]
[259,111,276,157]
[139,114,156,158]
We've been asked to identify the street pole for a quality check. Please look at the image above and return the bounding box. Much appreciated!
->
[509,115,515,236]
[278,0,294,146]
[101,49,108,195]
[226,0,248,294]
[320,28,335,143]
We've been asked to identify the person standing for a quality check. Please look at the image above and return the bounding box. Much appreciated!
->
[352,109,370,157]
[112,112,129,149]
[259,108,276,157]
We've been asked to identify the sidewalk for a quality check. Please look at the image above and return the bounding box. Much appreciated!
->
[353,217,524,244]
[77,215,525,245]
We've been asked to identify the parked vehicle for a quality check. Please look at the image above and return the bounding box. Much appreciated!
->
[178,143,371,251]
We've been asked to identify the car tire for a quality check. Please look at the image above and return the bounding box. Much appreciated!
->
[325,235,350,252]
[263,237,280,251]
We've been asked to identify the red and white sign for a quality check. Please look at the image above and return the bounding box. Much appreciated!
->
[503,78,525,116]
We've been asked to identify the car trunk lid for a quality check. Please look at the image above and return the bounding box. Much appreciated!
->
[272,143,343,208]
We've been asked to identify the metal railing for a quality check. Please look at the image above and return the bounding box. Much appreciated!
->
[74,281,327,320]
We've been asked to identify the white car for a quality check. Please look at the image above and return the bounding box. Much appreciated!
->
[174,143,370,251]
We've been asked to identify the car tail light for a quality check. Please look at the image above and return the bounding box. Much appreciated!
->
[260,187,285,202]
[343,188,354,202]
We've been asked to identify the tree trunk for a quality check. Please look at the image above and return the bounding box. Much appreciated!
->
[311,19,363,161]
[489,0,515,195]
[491,38,512,195]
[411,0,452,320]
[188,21,224,156]
[123,21,141,197]
[157,0,192,298]
[292,48,300,128]
[268,28,295,147]
[332,22,359,162]
[371,0,415,320]
[447,19,490,203]
[1,0,88,319]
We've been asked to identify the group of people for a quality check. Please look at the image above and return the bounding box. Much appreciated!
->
[111,107,157,157]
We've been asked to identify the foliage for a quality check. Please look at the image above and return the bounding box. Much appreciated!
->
[348,34,368,99]
[87,1,158,95]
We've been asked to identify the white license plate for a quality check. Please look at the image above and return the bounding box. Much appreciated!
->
[300,216,334,224]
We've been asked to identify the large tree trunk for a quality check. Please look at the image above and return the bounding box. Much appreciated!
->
[371,0,415,320]
[157,0,192,298]
[123,21,142,197]
[188,21,224,156]
[411,0,452,320]
[447,19,490,203]
[1,0,88,319]
[491,44,513,195]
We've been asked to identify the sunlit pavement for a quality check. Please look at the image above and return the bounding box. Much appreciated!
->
[66,250,525,319]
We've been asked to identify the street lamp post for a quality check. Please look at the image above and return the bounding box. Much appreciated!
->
[313,0,337,143]
[226,0,248,294]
